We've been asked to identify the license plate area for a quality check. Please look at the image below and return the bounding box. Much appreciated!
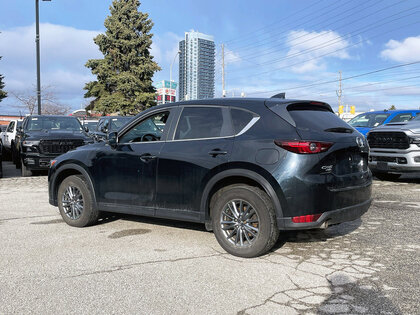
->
[377,162,388,171]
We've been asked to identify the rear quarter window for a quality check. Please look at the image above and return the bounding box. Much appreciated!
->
[231,108,255,134]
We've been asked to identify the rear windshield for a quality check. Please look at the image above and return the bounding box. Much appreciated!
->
[288,108,351,131]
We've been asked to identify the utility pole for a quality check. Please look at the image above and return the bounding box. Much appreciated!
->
[35,0,41,115]
[336,70,342,111]
[222,43,226,97]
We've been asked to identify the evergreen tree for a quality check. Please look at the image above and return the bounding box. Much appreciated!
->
[84,0,160,115]
[0,56,7,102]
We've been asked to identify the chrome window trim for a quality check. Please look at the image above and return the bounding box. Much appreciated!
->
[171,105,260,142]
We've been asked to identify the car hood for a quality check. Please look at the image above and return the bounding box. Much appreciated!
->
[368,120,420,134]
[24,129,91,140]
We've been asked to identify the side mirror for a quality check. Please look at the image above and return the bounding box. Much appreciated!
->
[108,131,118,148]
[84,126,89,132]
[101,126,108,133]
[16,126,23,134]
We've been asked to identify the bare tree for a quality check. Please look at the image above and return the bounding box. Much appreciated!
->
[11,86,71,115]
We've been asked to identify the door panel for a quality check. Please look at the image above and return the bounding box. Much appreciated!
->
[157,138,233,213]
[94,142,163,211]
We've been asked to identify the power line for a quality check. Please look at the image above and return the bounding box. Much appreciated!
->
[246,61,420,96]
[223,19,420,83]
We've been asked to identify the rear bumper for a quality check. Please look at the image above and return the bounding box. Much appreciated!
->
[277,198,371,230]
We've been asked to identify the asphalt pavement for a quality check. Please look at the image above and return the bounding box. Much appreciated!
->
[0,161,419,314]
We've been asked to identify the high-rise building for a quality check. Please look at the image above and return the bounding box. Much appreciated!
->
[155,80,177,105]
[179,31,215,101]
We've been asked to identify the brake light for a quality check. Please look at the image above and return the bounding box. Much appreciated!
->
[274,140,333,154]
[292,214,322,223]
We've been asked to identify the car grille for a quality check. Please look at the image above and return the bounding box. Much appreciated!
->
[367,132,409,149]
[39,139,85,154]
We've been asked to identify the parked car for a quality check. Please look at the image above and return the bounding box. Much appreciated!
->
[15,115,93,177]
[0,119,23,160]
[48,98,372,257]
[367,115,420,180]
[92,116,133,141]
[81,119,98,133]
[348,110,420,136]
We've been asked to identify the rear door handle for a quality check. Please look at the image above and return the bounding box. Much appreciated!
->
[208,149,228,157]
[140,153,156,162]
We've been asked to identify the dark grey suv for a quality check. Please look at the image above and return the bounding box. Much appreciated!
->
[48,98,372,257]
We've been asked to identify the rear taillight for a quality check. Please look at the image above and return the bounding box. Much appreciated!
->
[292,214,322,223]
[274,140,333,154]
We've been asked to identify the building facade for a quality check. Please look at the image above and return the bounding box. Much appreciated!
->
[155,80,177,105]
[179,31,215,101]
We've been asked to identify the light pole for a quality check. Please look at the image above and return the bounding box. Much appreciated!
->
[35,0,51,115]
[169,50,180,86]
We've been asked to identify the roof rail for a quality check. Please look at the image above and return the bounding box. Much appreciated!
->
[271,93,285,99]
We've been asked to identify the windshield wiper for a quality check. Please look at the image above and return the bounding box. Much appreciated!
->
[324,127,354,133]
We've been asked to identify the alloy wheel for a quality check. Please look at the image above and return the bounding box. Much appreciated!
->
[62,186,84,220]
[220,199,260,247]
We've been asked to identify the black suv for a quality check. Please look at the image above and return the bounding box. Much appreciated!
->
[91,116,133,142]
[48,98,372,257]
[16,115,93,177]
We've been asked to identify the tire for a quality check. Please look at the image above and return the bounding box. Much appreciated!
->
[211,184,279,258]
[16,150,21,169]
[57,175,99,227]
[372,172,401,181]
[21,159,32,177]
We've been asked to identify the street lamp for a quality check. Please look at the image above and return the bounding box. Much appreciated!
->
[35,0,51,115]
[169,50,180,87]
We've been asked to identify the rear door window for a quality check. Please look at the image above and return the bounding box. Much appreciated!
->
[174,107,231,140]
[389,113,413,123]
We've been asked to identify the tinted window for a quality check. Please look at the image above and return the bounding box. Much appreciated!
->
[119,111,169,143]
[348,113,390,128]
[175,107,229,140]
[389,113,413,123]
[288,109,351,131]
[231,109,254,134]
[7,121,15,132]
[26,117,82,131]
[109,117,132,131]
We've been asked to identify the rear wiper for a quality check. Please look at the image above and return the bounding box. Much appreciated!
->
[324,127,354,133]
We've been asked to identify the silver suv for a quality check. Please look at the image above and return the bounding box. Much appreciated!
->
[367,116,420,180]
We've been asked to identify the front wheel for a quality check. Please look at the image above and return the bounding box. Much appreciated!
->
[58,175,99,227]
[372,172,401,181]
[211,185,279,258]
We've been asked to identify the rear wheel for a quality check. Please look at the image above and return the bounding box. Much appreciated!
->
[58,175,99,227]
[372,172,401,181]
[211,185,279,258]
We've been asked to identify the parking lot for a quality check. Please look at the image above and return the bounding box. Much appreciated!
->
[0,161,419,314]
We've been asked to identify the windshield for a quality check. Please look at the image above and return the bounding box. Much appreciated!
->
[348,113,390,128]
[109,117,132,131]
[26,116,83,131]
[84,121,98,130]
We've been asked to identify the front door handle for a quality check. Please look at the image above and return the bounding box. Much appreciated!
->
[140,153,156,162]
[208,149,228,157]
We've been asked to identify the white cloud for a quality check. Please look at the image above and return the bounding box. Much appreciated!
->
[380,36,420,63]
[285,30,350,73]
[0,23,102,111]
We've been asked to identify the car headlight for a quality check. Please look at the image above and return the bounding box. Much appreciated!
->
[22,140,40,147]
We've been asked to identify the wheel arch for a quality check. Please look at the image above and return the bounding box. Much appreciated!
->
[51,163,97,209]
[200,168,284,226]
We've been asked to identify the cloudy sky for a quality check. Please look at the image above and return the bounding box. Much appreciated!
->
[1,0,420,114]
